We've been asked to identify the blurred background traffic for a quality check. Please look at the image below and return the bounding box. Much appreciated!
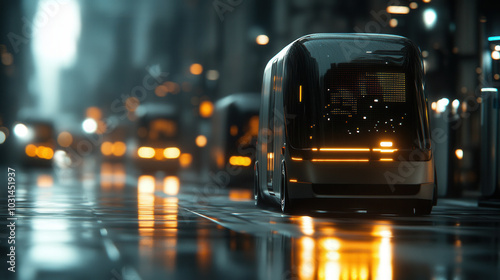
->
[1,0,500,200]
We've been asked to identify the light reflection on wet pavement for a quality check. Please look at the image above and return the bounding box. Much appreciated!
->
[2,166,500,280]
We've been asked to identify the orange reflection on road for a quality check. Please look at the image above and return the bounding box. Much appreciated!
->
[162,197,178,270]
[37,174,53,188]
[228,189,252,201]
[163,176,179,195]
[197,228,211,271]
[138,176,155,232]
[294,225,393,280]
[292,216,315,236]
[100,163,125,189]
[138,175,155,193]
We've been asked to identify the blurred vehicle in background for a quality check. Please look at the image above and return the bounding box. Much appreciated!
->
[209,93,260,188]
[132,103,182,174]
[13,119,55,167]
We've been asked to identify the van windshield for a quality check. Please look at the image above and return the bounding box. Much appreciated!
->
[284,37,427,150]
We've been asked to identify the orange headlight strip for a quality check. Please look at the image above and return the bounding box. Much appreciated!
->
[25,144,54,160]
[291,147,398,162]
[101,141,127,157]
[229,156,252,167]
[137,146,181,160]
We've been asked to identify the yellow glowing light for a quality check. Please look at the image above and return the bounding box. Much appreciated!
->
[373,148,398,153]
[57,131,73,147]
[125,97,140,112]
[199,101,214,118]
[179,153,192,168]
[36,146,54,159]
[1,52,13,66]
[86,106,102,120]
[311,159,369,162]
[299,85,302,102]
[196,135,207,147]
[289,179,298,183]
[25,144,37,157]
[291,157,303,161]
[230,125,238,136]
[101,141,113,156]
[154,148,164,160]
[389,18,398,28]
[492,51,500,60]
[431,102,437,111]
[37,174,53,188]
[319,148,370,152]
[112,141,127,157]
[190,63,203,75]
[299,216,315,236]
[229,156,252,166]
[138,147,155,159]
[229,189,253,201]
[255,34,269,45]
[380,141,393,147]
[387,6,410,14]
[155,85,168,97]
[409,2,418,9]
[455,149,463,160]
[380,158,394,161]
[163,176,180,195]
[164,147,181,159]
[312,148,318,151]
[138,175,156,193]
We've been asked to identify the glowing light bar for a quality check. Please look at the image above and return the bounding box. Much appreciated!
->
[488,36,500,42]
[311,159,369,162]
[481,88,498,92]
[319,148,370,152]
[291,157,303,161]
[163,147,181,159]
[387,6,410,14]
[229,156,252,166]
[380,158,394,161]
[312,148,318,151]
[138,147,155,159]
[289,179,298,183]
[299,85,302,102]
[373,148,398,153]
[380,141,393,147]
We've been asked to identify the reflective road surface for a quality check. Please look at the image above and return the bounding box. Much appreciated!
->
[1,165,500,280]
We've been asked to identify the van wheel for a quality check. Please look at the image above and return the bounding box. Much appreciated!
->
[254,162,264,207]
[280,166,294,214]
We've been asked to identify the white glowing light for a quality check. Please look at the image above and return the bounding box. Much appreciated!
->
[452,99,460,110]
[82,118,97,134]
[14,123,30,139]
[0,131,5,144]
[436,98,449,113]
[256,34,269,45]
[423,9,437,29]
[492,51,500,60]
[206,70,219,81]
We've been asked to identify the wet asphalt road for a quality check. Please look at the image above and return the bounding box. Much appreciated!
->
[1,165,500,280]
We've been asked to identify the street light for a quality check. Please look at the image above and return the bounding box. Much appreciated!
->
[423,9,437,29]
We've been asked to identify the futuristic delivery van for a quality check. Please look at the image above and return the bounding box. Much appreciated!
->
[254,34,437,215]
